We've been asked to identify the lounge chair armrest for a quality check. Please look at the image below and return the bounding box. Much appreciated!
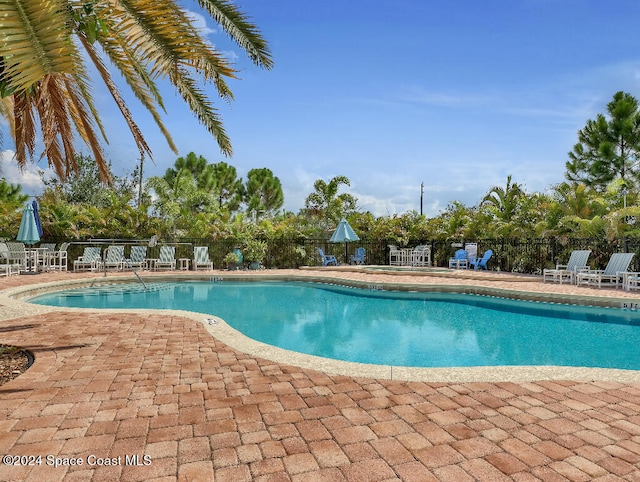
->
[574,266,590,272]
[555,264,568,270]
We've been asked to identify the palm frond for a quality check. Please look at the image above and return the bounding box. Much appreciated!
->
[35,75,75,177]
[92,32,178,153]
[12,90,36,168]
[2,0,271,180]
[171,68,232,156]
[116,0,236,81]
[98,30,166,110]
[198,0,273,69]
[0,0,77,92]
[78,34,158,158]
[62,76,110,182]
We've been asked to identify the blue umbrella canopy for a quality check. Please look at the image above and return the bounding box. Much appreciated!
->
[17,203,41,245]
[330,219,360,264]
[330,219,360,242]
[32,199,43,237]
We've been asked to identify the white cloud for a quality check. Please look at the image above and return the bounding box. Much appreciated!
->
[0,150,53,196]
[352,191,413,217]
[220,50,240,63]
[185,10,216,36]
[399,88,492,107]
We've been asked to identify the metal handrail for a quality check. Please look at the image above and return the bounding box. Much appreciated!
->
[122,256,147,290]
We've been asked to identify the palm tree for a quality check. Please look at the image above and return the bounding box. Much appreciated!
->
[481,175,524,222]
[0,0,272,182]
[480,175,528,237]
[304,175,357,230]
[552,182,606,219]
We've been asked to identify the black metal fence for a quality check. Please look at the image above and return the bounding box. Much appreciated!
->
[50,236,640,274]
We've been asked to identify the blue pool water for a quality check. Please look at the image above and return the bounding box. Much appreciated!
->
[29,281,640,369]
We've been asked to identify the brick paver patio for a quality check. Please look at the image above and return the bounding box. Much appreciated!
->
[1,270,640,481]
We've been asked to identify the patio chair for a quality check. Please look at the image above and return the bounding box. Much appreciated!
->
[388,245,402,266]
[5,242,26,269]
[469,249,493,270]
[154,246,176,271]
[103,245,125,271]
[412,245,431,267]
[0,242,21,276]
[73,246,102,272]
[125,245,148,270]
[39,243,57,252]
[576,252,635,289]
[448,249,468,269]
[193,246,214,270]
[543,250,591,284]
[465,243,478,264]
[36,243,56,271]
[349,247,366,265]
[622,272,640,292]
[47,242,70,271]
[317,247,338,266]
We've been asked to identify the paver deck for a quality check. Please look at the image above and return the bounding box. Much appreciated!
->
[1,269,640,481]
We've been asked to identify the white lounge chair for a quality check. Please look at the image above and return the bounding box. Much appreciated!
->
[576,252,635,289]
[193,246,213,270]
[154,246,176,271]
[103,245,125,271]
[126,245,148,270]
[543,250,591,284]
[465,243,478,266]
[73,247,102,272]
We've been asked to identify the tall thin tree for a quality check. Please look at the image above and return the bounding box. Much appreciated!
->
[566,91,640,191]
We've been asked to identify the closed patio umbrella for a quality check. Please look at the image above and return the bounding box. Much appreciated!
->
[32,199,43,237]
[17,203,41,274]
[330,218,360,263]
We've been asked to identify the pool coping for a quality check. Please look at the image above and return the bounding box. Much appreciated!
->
[4,271,640,383]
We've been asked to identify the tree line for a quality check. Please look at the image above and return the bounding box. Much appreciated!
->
[1,91,640,247]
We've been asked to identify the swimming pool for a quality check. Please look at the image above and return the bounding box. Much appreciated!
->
[29,280,640,370]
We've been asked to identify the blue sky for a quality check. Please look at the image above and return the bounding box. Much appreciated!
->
[3,0,640,216]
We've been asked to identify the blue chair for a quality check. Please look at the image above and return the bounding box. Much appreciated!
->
[350,247,366,265]
[448,249,468,269]
[469,249,493,270]
[317,248,338,266]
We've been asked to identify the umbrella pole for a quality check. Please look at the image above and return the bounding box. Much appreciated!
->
[345,242,348,264]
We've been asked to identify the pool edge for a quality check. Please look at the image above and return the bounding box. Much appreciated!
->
[5,272,640,383]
